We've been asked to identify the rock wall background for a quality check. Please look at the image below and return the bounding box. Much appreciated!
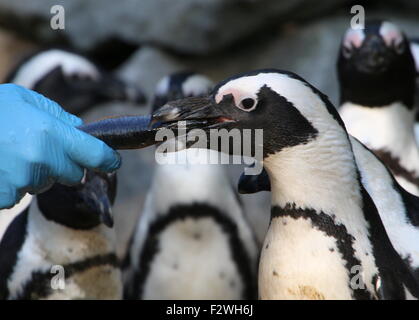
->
[0,1,418,256]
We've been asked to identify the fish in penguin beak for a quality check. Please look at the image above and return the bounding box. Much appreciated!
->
[150,89,266,160]
[151,95,238,132]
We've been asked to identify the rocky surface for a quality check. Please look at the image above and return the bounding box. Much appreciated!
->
[0,28,36,81]
[0,0,348,54]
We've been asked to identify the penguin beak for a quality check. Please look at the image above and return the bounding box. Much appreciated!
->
[97,195,114,228]
[355,35,393,73]
[150,95,237,131]
[84,188,114,228]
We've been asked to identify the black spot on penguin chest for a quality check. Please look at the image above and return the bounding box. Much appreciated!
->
[127,203,256,300]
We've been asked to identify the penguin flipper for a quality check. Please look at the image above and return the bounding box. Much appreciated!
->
[238,167,271,194]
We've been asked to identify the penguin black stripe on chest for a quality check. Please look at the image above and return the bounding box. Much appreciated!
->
[129,203,256,300]
[15,253,119,300]
[270,203,372,300]
[151,69,419,299]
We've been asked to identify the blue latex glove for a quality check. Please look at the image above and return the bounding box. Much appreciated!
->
[0,84,121,209]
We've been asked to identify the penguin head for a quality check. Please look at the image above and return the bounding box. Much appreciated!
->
[36,171,117,230]
[152,69,345,158]
[337,20,416,107]
[6,49,146,115]
[152,71,214,113]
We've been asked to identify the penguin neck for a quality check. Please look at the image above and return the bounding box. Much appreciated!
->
[264,130,363,217]
[340,101,419,177]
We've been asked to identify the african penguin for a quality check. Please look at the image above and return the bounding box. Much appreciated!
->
[338,20,419,196]
[123,72,259,300]
[151,69,419,299]
[4,48,146,115]
[0,171,122,300]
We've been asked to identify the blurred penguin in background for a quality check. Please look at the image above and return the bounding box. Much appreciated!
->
[0,171,122,300]
[123,71,259,300]
[338,20,419,195]
[4,48,146,115]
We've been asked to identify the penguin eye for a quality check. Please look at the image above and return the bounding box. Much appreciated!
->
[394,41,405,54]
[342,46,353,59]
[238,97,257,111]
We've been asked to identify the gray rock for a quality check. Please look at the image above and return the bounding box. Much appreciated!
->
[0,0,347,54]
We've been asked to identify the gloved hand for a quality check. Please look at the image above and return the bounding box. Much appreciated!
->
[0,84,121,209]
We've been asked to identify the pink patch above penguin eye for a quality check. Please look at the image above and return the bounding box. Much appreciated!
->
[215,88,242,105]
[215,89,258,111]
[343,29,365,49]
[379,22,403,47]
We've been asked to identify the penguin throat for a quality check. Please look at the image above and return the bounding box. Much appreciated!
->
[263,133,361,214]
[338,64,415,108]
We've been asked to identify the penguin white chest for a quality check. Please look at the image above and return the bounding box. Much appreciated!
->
[259,216,353,300]
[142,217,243,300]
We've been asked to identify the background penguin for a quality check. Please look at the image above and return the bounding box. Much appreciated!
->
[151,69,419,299]
[337,20,419,196]
[0,171,122,300]
[4,48,146,115]
[123,71,259,300]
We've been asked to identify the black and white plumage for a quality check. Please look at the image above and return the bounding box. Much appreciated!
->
[0,171,122,300]
[409,38,419,135]
[5,48,146,115]
[152,69,419,299]
[238,21,419,287]
[338,20,419,196]
[123,72,259,300]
